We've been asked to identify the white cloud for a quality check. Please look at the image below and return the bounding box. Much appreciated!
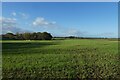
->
[51,21,56,24]
[0,17,29,34]
[33,17,56,28]
[0,17,17,26]
[97,32,118,38]
[12,12,16,16]
[19,13,29,19]
[63,29,87,37]
[11,12,29,19]
[33,17,47,26]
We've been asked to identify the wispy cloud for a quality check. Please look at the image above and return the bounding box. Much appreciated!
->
[19,12,29,19]
[11,12,29,19]
[11,12,16,16]
[0,17,17,26]
[1,17,29,34]
[60,28,87,37]
[32,17,57,29]
[97,32,118,38]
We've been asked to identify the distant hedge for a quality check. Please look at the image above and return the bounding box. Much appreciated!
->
[1,32,53,40]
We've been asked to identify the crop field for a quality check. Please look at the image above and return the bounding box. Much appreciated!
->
[2,39,120,79]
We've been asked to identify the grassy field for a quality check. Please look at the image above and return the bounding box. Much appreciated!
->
[2,39,120,79]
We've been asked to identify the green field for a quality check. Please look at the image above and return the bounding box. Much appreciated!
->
[2,39,120,79]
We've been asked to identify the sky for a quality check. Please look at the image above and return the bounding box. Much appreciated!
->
[1,2,118,38]
[2,0,120,2]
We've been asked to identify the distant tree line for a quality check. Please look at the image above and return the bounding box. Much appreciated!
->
[53,36,110,39]
[64,36,108,39]
[1,33,118,40]
[1,32,53,40]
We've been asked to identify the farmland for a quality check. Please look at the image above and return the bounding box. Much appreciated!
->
[2,39,120,79]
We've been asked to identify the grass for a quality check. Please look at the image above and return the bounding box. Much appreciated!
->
[2,39,120,79]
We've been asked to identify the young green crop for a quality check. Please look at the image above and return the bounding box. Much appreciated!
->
[2,39,120,79]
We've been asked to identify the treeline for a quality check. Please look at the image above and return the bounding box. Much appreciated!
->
[54,36,109,39]
[1,32,53,40]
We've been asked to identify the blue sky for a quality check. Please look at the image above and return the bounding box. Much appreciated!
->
[2,2,118,38]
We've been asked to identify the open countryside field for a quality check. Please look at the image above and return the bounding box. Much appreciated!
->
[2,39,120,79]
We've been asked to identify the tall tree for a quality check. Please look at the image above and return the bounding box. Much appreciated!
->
[42,32,52,40]
[22,33,31,40]
[30,32,37,40]
[5,33,15,40]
